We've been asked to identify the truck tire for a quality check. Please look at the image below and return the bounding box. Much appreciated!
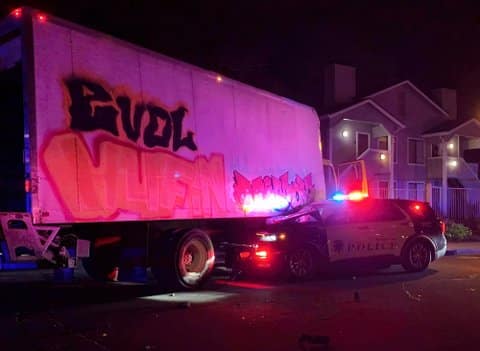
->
[401,240,431,272]
[151,229,215,290]
[82,244,121,281]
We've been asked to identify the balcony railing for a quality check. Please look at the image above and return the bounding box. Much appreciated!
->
[369,185,480,221]
[357,148,390,175]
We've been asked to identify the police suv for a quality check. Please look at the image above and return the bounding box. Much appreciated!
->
[232,198,447,279]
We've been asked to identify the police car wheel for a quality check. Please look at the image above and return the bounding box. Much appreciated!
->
[287,247,316,280]
[402,240,431,272]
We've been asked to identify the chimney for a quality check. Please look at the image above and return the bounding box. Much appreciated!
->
[323,64,356,108]
[431,88,457,119]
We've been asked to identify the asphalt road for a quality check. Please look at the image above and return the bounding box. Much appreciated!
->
[0,255,479,351]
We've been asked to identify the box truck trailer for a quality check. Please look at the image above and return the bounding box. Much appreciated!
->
[0,7,363,288]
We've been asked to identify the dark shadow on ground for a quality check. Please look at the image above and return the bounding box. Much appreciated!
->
[221,264,439,291]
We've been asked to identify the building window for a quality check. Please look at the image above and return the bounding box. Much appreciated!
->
[378,181,389,199]
[356,132,370,157]
[408,138,424,164]
[407,182,424,201]
[431,143,440,157]
[377,136,388,150]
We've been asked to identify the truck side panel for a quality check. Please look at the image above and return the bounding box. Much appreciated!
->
[31,17,325,224]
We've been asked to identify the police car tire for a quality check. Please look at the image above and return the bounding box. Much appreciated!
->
[286,246,316,280]
[401,240,431,272]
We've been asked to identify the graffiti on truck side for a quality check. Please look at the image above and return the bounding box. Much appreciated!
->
[39,76,316,220]
[64,77,197,152]
[41,132,227,220]
[233,171,314,213]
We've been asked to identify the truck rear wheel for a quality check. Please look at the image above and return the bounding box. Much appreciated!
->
[151,229,214,290]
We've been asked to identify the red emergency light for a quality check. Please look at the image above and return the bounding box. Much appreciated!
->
[25,179,31,193]
[409,203,424,215]
[332,191,368,202]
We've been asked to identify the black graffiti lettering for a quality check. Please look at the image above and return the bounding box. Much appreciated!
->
[65,78,197,151]
[144,104,172,148]
[171,106,197,151]
[66,78,119,136]
[116,96,145,143]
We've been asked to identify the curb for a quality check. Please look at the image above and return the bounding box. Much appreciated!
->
[445,248,480,256]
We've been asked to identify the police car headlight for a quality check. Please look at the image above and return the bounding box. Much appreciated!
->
[256,232,287,242]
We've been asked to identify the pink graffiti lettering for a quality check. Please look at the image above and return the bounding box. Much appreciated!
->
[233,171,314,210]
[40,132,227,221]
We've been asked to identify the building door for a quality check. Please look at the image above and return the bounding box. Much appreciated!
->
[356,132,370,157]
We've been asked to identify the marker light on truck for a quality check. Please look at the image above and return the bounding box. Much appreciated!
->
[11,8,22,18]
[25,179,31,193]
[37,14,47,22]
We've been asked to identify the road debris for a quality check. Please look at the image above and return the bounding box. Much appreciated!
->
[402,283,422,302]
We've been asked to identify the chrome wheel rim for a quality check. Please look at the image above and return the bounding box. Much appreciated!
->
[409,243,430,270]
[178,238,212,286]
[289,248,313,278]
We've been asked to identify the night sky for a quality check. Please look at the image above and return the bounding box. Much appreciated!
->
[2,0,480,119]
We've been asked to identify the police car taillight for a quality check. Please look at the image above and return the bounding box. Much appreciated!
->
[255,250,269,260]
[440,220,446,235]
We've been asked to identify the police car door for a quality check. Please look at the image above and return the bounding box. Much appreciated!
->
[369,201,413,258]
[324,203,377,262]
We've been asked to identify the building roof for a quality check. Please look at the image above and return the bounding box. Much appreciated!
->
[366,80,451,119]
[320,99,406,129]
[422,118,480,137]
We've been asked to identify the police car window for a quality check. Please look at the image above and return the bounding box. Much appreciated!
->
[347,201,405,222]
[375,203,406,221]
[325,210,352,225]
[349,207,376,223]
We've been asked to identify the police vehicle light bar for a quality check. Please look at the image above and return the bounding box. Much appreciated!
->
[331,191,368,201]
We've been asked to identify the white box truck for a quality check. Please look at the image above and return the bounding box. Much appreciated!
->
[0,7,337,289]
